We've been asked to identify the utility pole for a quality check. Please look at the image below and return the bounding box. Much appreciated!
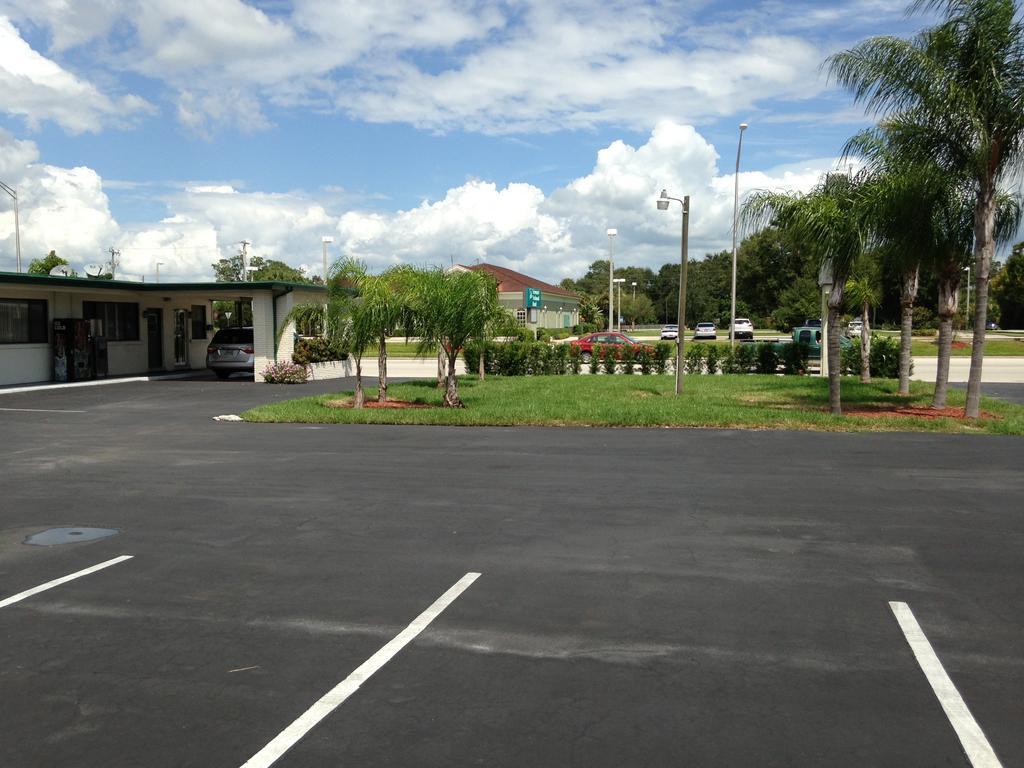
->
[675,197,690,395]
[239,240,251,280]
[0,181,20,273]
[108,247,120,279]
[606,229,617,332]
[730,123,748,350]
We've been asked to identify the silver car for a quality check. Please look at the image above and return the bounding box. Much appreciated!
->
[660,324,679,340]
[206,326,254,379]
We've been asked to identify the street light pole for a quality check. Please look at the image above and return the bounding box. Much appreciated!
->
[606,228,617,332]
[612,279,626,331]
[631,281,637,330]
[657,190,690,395]
[156,261,165,284]
[729,123,748,350]
[0,180,21,273]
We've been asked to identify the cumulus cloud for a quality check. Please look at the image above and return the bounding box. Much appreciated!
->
[334,120,835,281]
[0,0,875,135]
[0,121,836,281]
[0,15,152,133]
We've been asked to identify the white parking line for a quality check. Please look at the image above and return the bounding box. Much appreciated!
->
[889,601,1003,768]
[240,572,481,768]
[0,555,134,609]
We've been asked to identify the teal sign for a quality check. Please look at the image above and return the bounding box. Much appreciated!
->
[524,287,541,308]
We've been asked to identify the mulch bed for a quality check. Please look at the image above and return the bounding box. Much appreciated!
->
[324,398,433,410]
[842,405,997,420]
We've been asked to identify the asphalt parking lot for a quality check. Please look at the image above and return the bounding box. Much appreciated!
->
[1,378,1022,767]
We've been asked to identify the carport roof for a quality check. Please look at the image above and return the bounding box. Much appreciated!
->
[0,271,326,294]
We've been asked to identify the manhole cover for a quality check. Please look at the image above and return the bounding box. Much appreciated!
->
[24,527,120,546]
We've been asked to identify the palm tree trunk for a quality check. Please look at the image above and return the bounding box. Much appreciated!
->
[478,343,485,380]
[859,298,871,383]
[437,347,445,388]
[827,305,842,415]
[377,334,388,402]
[354,355,365,409]
[898,267,919,396]
[932,276,959,410]
[965,188,996,419]
[442,347,464,408]
[826,279,846,416]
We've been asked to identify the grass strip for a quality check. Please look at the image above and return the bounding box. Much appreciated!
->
[242,374,1024,435]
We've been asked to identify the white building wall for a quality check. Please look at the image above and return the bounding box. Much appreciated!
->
[252,293,275,382]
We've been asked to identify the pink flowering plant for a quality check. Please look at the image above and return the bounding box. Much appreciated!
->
[261,361,310,384]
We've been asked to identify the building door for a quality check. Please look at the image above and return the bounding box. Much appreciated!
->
[173,309,189,368]
[144,309,163,370]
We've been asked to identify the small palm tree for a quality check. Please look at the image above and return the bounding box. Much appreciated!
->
[828,0,1024,417]
[744,171,869,414]
[413,268,504,408]
[844,257,883,382]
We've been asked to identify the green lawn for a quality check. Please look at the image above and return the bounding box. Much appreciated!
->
[242,375,1024,435]
[911,338,1024,356]
[365,341,433,358]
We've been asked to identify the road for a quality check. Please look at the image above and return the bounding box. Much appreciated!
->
[911,356,1024,383]
[0,378,1021,767]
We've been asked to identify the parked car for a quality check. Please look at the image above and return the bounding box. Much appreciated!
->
[660,324,679,340]
[207,326,255,379]
[986,321,1000,331]
[803,318,822,328]
[693,322,717,340]
[570,332,650,362]
[731,318,754,340]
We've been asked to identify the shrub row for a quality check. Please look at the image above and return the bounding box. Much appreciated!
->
[464,340,917,377]
[840,334,905,378]
[292,336,347,365]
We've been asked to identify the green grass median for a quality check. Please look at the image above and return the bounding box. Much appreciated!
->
[241,375,1024,435]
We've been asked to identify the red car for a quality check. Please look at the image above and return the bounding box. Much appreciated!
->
[570,332,650,362]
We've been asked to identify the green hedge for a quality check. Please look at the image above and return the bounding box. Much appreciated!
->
[292,337,347,364]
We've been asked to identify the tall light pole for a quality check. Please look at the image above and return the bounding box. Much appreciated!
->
[606,228,617,332]
[729,123,748,349]
[321,236,334,284]
[964,265,971,332]
[0,180,22,273]
[658,190,690,395]
[613,278,626,331]
[156,261,165,284]
[631,281,637,330]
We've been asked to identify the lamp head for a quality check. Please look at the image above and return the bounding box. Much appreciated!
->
[656,199,669,211]
[739,123,749,131]
[606,228,617,237]
[322,236,334,244]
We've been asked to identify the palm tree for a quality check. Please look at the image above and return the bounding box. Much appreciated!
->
[414,268,504,408]
[844,256,883,382]
[364,265,419,403]
[828,0,1024,417]
[328,257,375,408]
[851,145,942,394]
[744,171,869,414]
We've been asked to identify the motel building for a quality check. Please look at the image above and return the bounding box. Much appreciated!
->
[0,271,325,387]
[457,263,580,331]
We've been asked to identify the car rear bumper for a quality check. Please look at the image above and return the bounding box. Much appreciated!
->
[206,356,255,372]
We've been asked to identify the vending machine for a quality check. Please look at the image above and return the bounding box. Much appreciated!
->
[52,319,95,382]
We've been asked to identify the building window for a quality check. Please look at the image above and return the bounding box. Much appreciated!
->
[191,305,207,339]
[0,298,47,344]
[515,308,527,326]
[83,301,139,341]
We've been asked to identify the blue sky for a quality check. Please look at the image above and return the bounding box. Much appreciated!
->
[0,1,928,282]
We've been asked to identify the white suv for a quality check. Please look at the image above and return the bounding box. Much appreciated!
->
[731,318,754,340]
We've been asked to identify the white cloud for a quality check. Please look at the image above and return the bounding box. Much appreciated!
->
[334,120,835,281]
[0,15,152,133]
[1,121,835,282]
[0,1,849,135]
